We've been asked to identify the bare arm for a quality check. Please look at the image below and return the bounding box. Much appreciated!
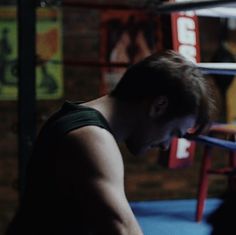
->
[64,126,144,235]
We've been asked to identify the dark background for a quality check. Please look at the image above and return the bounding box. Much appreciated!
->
[0,0,235,233]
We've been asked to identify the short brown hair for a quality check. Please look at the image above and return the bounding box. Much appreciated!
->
[110,50,216,134]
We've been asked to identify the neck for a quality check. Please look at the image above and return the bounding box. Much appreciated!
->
[84,95,146,141]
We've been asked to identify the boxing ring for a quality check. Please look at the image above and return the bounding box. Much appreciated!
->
[17,1,236,234]
[131,198,222,235]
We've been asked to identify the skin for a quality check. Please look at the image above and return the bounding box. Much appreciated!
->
[61,95,196,235]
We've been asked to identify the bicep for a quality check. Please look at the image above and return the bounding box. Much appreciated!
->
[86,177,131,231]
[66,125,126,205]
[64,127,142,234]
[86,176,143,235]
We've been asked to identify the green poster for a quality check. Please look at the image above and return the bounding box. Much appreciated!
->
[0,7,63,100]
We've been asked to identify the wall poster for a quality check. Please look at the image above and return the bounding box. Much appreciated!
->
[100,10,163,95]
[0,7,63,100]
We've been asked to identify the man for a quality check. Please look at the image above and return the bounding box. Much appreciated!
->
[7,50,215,235]
[207,186,236,235]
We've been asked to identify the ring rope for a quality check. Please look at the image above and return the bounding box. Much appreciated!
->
[197,63,236,75]
[153,0,235,13]
[196,6,236,18]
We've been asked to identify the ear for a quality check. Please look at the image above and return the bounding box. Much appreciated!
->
[149,96,168,119]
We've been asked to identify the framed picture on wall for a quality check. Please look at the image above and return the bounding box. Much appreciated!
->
[0,7,63,100]
[100,10,163,95]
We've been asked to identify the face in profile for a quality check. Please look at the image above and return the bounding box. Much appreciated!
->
[125,114,196,156]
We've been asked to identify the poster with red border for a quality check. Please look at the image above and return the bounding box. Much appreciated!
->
[100,10,163,95]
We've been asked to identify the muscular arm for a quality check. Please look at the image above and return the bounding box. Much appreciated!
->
[64,126,143,235]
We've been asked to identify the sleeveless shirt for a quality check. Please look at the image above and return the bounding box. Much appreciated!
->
[39,100,112,140]
[7,101,113,235]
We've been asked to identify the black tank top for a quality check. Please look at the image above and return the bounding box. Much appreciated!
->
[39,100,113,140]
[7,101,113,235]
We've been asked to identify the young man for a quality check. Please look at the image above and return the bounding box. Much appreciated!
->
[7,50,215,235]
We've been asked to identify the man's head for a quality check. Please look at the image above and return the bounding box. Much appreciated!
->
[110,50,215,136]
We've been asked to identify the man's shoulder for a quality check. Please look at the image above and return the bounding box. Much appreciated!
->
[64,125,124,180]
[65,125,115,146]
[64,125,119,157]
